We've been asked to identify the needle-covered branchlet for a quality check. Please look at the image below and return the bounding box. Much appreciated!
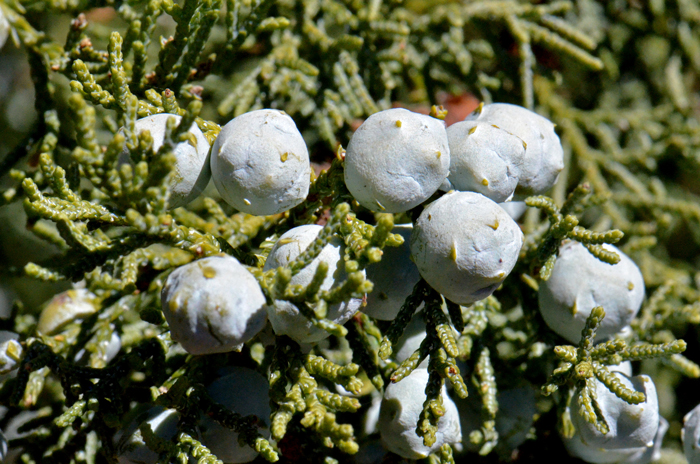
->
[118,113,211,209]
[542,307,686,464]
[378,368,462,459]
[199,367,272,463]
[262,224,364,344]
[362,224,421,321]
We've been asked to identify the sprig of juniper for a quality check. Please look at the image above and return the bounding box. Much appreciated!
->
[6,337,166,459]
[523,184,624,280]
[268,338,361,457]
[542,306,687,435]
[155,372,279,462]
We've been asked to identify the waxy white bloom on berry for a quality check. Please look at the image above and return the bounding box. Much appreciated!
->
[466,103,563,196]
[410,191,523,305]
[211,109,311,215]
[565,417,667,464]
[120,114,211,208]
[392,313,429,368]
[344,108,450,213]
[116,407,180,464]
[565,373,661,464]
[574,373,659,449]
[363,224,421,321]
[378,368,461,459]
[446,120,525,202]
[264,225,363,344]
[457,386,538,454]
[538,241,645,343]
[683,403,700,464]
[200,367,271,463]
[161,256,267,355]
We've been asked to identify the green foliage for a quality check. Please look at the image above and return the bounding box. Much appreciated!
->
[542,307,688,436]
[1,0,700,463]
[523,183,625,279]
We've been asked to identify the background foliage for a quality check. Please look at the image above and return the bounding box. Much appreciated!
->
[1,0,700,463]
